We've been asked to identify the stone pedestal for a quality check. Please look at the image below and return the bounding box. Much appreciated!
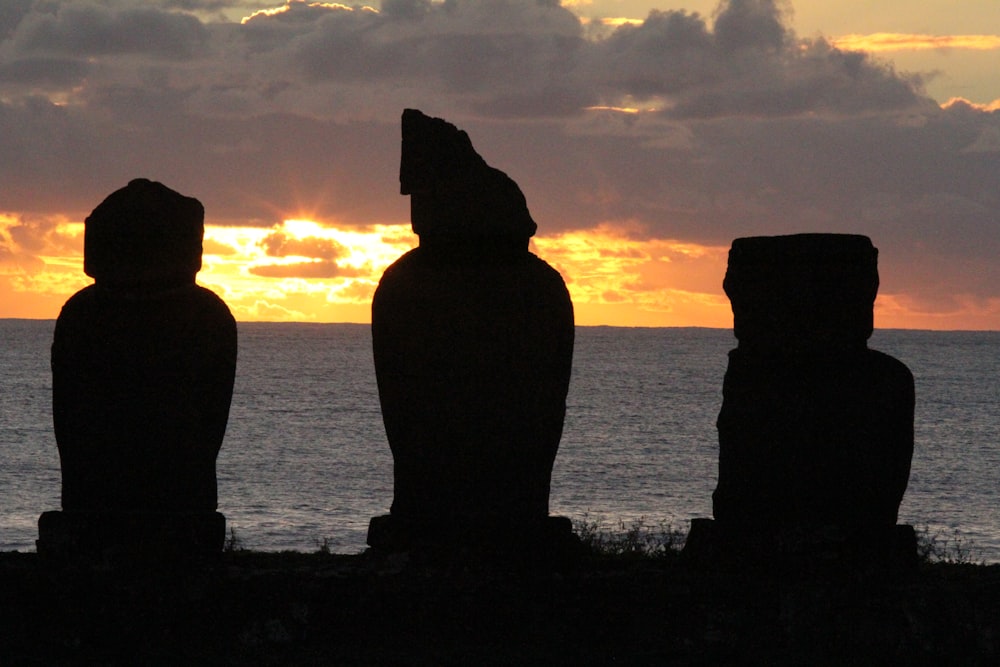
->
[692,234,915,568]
[367,514,582,564]
[37,510,226,565]
[369,110,575,558]
[38,179,236,563]
[683,518,919,573]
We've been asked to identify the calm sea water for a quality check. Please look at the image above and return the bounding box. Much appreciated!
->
[2,320,998,561]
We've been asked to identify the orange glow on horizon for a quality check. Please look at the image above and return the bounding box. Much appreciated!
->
[532,224,733,328]
[874,292,1000,331]
[2,213,999,330]
[0,215,89,318]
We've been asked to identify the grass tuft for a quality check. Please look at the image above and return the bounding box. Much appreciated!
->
[915,526,982,565]
[223,527,247,553]
[573,516,685,560]
[313,537,332,555]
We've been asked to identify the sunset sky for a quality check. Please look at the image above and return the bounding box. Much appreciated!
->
[1,0,998,329]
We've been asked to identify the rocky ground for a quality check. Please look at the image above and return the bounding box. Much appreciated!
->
[1,547,998,665]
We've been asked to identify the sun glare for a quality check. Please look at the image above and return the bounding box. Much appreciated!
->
[200,219,416,322]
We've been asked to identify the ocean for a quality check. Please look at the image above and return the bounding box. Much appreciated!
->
[2,319,998,562]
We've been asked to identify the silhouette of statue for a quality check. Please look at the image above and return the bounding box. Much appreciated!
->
[368,110,576,558]
[37,179,236,562]
[686,234,916,569]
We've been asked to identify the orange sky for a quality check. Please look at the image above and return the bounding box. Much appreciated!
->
[2,1,1000,331]
[3,213,996,330]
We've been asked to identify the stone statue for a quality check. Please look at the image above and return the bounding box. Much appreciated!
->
[38,178,236,562]
[686,234,916,569]
[368,110,576,559]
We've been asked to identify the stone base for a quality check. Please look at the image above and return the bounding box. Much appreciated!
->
[367,514,583,565]
[682,518,918,574]
[37,510,226,566]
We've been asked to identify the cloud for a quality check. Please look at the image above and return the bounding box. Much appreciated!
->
[240,298,308,321]
[0,1,32,40]
[0,0,998,326]
[162,0,248,11]
[203,238,239,255]
[585,9,717,98]
[260,230,347,259]
[0,214,88,310]
[10,3,208,59]
[241,0,590,116]
[0,56,89,85]
[712,0,788,54]
[0,0,933,125]
[248,260,364,278]
[0,214,81,269]
[583,0,925,120]
[662,40,925,119]
[961,125,1000,153]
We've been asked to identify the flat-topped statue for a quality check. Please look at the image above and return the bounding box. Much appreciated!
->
[686,233,916,570]
[368,110,576,560]
[38,178,237,563]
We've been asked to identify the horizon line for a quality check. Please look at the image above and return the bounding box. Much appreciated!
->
[3,316,997,334]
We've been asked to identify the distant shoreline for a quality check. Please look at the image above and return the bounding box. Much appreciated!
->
[4,317,1000,333]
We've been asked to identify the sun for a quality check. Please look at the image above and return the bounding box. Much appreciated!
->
[199,218,416,322]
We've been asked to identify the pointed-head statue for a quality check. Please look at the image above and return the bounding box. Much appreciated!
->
[400,109,537,248]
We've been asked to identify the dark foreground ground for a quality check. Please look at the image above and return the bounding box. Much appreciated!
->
[1,548,998,665]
